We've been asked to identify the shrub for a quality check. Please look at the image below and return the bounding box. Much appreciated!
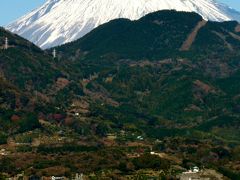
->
[132,153,170,170]
[0,133,7,145]
[0,157,16,173]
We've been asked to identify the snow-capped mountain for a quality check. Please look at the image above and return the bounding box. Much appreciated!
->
[6,0,240,49]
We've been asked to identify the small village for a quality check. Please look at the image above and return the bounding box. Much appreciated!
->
[4,173,84,180]
[0,125,227,180]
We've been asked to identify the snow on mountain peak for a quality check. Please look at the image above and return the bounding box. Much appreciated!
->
[6,0,240,49]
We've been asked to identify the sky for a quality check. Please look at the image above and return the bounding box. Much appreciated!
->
[0,0,45,26]
[0,0,240,26]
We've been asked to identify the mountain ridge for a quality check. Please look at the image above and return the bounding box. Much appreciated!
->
[6,0,240,49]
[55,10,240,61]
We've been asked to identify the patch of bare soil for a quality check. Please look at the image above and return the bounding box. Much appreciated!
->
[55,77,69,90]
[129,60,154,67]
[229,32,240,41]
[105,76,113,83]
[83,83,119,107]
[0,45,15,50]
[212,31,233,51]
[129,59,173,67]
[193,80,216,94]
[180,20,207,51]
[235,24,240,32]
[35,91,50,103]
[184,104,202,112]
[41,166,70,176]
[69,98,90,115]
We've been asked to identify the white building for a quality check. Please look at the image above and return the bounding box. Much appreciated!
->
[193,166,200,173]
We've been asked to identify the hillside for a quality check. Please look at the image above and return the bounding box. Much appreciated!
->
[57,11,202,59]
[54,10,240,141]
[0,28,61,91]
[1,10,240,178]
[0,28,67,137]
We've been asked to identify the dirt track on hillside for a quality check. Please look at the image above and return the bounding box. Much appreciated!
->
[235,25,240,32]
[180,20,207,51]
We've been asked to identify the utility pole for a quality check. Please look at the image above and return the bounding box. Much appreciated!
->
[4,37,8,50]
[52,48,56,58]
